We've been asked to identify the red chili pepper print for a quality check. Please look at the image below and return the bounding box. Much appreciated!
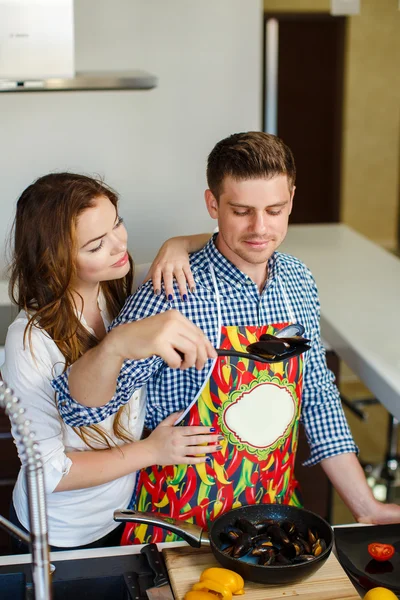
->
[126,323,304,545]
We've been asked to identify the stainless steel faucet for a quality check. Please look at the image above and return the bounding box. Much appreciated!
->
[0,381,52,599]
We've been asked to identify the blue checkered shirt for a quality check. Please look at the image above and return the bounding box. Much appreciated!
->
[53,235,357,466]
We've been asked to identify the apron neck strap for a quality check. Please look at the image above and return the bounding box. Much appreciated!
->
[209,262,222,334]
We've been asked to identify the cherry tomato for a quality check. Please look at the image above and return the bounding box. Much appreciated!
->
[367,542,395,562]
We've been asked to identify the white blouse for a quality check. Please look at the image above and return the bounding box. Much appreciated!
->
[2,297,146,547]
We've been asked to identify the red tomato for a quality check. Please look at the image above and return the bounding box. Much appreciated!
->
[367,542,395,562]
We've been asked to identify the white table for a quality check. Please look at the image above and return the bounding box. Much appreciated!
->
[281,223,400,421]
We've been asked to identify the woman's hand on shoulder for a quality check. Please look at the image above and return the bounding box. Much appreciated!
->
[144,412,222,466]
[144,234,211,300]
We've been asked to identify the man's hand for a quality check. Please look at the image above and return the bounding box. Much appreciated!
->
[357,501,400,525]
[321,452,400,524]
[107,310,217,370]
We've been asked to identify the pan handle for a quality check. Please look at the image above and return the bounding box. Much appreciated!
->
[113,509,210,548]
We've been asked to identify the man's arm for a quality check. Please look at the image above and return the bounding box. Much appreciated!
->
[299,267,358,466]
[297,267,400,524]
[321,453,400,524]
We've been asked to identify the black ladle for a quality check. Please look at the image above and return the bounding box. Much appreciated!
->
[178,323,311,365]
[215,339,310,364]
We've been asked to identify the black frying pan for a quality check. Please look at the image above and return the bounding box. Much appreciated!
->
[114,504,333,584]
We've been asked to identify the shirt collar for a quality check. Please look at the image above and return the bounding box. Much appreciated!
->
[200,233,279,288]
[75,290,111,333]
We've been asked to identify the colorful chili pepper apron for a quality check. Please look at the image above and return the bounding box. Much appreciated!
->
[121,265,306,545]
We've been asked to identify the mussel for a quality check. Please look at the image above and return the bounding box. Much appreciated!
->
[312,538,326,557]
[258,548,276,566]
[251,534,274,547]
[235,518,259,537]
[274,553,292,565]
[292,554,315,564]
[231,532,253,558]
[266,524,290,546]
[219,526,242,544]
[252,518,276,534]
[281,520,298,538]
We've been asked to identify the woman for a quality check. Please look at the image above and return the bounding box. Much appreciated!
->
[2,172,216,552]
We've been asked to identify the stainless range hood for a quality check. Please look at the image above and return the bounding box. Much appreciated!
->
[0,70,158,93]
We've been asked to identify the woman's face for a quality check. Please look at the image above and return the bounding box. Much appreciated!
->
[74,194,130,287]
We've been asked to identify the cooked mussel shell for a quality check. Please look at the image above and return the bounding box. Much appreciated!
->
[235,518,258,537]
[308,528,318,545]
[293,554,315,564]
[252,534,274,547]
[295,521,309,539]
[266,524,291,546]
[275,323,305,337]
[221,544,234,556]
[253,518,276,534]
[251,546,268,557]
[258,548,276,566]
[251,539,279,557]
[280,543,297,560]
[296,536,312,554]
[232,532,252,558]
[281,520,298,538]
[251,545,277,557]
[274,552,292,565]
[219,526,242,544]
[312,538,327,557]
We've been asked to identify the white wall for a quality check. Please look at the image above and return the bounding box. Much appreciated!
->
[0,0,262,276]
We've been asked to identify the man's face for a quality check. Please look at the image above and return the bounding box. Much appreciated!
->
[205,175,294,268]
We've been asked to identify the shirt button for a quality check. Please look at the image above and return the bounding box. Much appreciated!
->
[236,283,242,289]
[246,280,252,285]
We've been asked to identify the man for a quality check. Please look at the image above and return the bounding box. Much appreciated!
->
[54,132,400,531]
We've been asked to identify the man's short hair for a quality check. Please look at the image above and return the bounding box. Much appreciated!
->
[206,131,296,199]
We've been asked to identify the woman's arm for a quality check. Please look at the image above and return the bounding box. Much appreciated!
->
[56,413,221,492]
[4,317,220,494]
[67,309,216,409]
[146,233,212,299]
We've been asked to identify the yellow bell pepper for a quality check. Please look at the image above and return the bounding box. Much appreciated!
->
[200,568,245,595]
[184,592,217,600]
[192,579,233,600]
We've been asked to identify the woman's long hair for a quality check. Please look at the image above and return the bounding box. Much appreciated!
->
[8,172,134,449]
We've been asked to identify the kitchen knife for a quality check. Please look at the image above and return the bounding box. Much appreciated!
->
[141,543,174,600]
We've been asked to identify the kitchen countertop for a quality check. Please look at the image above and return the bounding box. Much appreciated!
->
[0,523,368,566]
[0,540,190,566]
[281,223,400,421]
[0,535,363,598]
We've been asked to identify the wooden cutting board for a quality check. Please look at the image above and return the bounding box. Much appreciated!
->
[163,546,360,600]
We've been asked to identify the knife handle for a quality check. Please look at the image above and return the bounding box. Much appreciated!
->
[141,543,169,588]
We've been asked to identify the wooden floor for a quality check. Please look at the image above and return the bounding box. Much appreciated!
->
[332,378,400,524]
